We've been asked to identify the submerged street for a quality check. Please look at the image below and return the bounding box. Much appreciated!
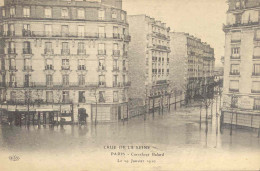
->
[0,100,259,170]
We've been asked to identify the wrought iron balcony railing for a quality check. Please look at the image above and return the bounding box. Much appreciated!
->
[44,49,54,55]
[98,50,106,55]
[61,49,70,55]
[113,50,120,56]
[23,48,32,54]
[230,71,240,75]
[45,65,54,70]
[8,48,16,54]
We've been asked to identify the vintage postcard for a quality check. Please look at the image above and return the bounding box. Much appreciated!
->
[0,0,259,170]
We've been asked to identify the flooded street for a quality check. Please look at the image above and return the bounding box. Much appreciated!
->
[0,102,259,170]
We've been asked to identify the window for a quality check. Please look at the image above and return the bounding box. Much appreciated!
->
[8,42,15,53]
[255,30,260,40]
[77,8,85,19]
[229,80,239,92]
[10,6,15,17]
[24,58,32,70]
[78,91,85,103]
[98,43,106,55]
[231,96,238,108]
[123,75,126,84]
[9,58,16,70]
[62,42,69,54]
[24,74,31,87]
[61,25,69,36]
[78,75,85,86]
[62,75,69,86]
[98,26,105,38]
[113,75,118,86]
[10,75,16,87]
[78,25,85,37]
[113,26,119,38]
[78,42,85,54]
[10,91,16,101]
[99,75,105,86]
[254,99,260,110]
[44,7,52,18]
[113,60,118,70]
[231,47,240,58]
[46,74,53,86]
[61,8,68,18]
[44,24,52,36]
[252,81,260,93]
[62,59,70,70]
[121,12,125,21]
[2,8,5,17]
[253,47,260,58]
[78,59,86,70]
[9,24,15,36]
[45,42,53,54]
[253,64,260,76]
[23,7,30,17]
[46,59,53,70]
[98,10,105,20]
[99,59,105,70]
[62,91,70,103]
[23,41,31,54]
[113,91,118,102]
[112,12,117,19]
[46,91,53,103]
[99,91,105,102]
[230,64,240,75]
[231,32,241,42]
[123,60,126,70]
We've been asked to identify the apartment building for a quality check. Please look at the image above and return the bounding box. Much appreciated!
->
[0,0,131,124]
[169,32,215,104]
[128,15,171,113]
[222,0,260,128]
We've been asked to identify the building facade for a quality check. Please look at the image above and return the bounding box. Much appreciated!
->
[169,32,215,104]
[128,15,171,113]
[222,0,260,129]
[0,0,131,124]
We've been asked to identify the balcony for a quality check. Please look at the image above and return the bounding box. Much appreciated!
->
[61,49,70,55]
[113,50,120,56]
[123,35,131,41]
[45,65,54,70]
[98,82,106,87]
[230,56,240,60]
[9,66,16,71]
[8,48,16,54]
[251,90,260,93]
[113,33,121,39]
[230,71,240,76]
[229,88,239,92]
[9,82,17,87]
[23,48,32,54]
[231,39,241,43]
[7,31,15,36]
[123,66,127,71]
[253,56,260,59]
[24,82,35,87]
[98,50,106,55]
[98,66,106,71]
[98,33,106,38]
[156,45,168,50]
[23,66,33,71]
[253,105,260,110]
[123,81,131,87]
[155,32,167,39]
[22,30,31,37]
[123,51,128,56]
[77,49,86,55]
[61,66,70,70]
[223,22,260,30]
[252,72,260,76]
[78,65,86,70]
[112,67,119,72]
[44,49,54,55]
[113,82,120,87]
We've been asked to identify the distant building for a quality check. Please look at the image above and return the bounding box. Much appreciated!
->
[169,32,215,104]
[222,0,260,128]
[128,15,171,114]
[0,0,131,124]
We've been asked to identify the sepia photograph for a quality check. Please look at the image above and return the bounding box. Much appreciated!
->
[0,0,259,170]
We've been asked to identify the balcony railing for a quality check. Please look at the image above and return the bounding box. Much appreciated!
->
[44,49,54,55]
[78,65,86,70]
[251,90,260,93]
[9,82,17,87]
[253,105,260,110]
[156,45,168,50]
[231,39,241,43]
[98,50,106,55]
[123,81,131,86]
[8,48,16,54]
[113,33,121,39]
[24,66,33,71]
[229,88,239,92]
[112,67,119,71]
[77,49,86,55]
[230,71,240,75]
[7,31,15,36]
[23,48,32,54]
[230,56,240,59]
[98,82,106,87]
[22,30,31,37]
[24,82,35,87]
[253,56,260,59]
[98,33,106,38]
[61,49,70,55]
[9,66,16,70]
[61,66,70,70]
[98,66,106,71]
[113,50,120,56]
[252,72,260,76]
[45,65,54,70]
[123,51,128,56]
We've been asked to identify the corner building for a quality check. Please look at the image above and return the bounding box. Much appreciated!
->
[128,15,171,113]
[222,0,260,128]
[0,0,131,123]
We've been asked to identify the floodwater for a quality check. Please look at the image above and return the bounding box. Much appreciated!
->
[0,100,259,171]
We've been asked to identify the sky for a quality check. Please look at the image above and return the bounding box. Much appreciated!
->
[0,0,227,66]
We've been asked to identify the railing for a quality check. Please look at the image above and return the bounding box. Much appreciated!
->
[9,82,17,87]
[98,50,106,55]
[98,33,106,38]
[98,82,106,87]
[113,50,120,56]
[8,48,16,54]
[252,72,260,76]
[98,66,106,71]
[229,88,239,92]
[7,31,15,36]
[78,65,86,70]
[230,71,240,75]
[24,82,36,87]
[124,81,131,86]
[253,56,260,59]
[123,66,127,71]
[9,66,16,70]
[77,49,86,55]
[123,51,128,56]
[156,45,168,50]
[22,30,31,37]
[61,66,70,70]
[223,22,260,29]
[253,105,260,110]
[231,39,241,43]
[113,33,121,39]
[230,55,240,59]
[23,48,32,54]
[45,65,54,70]
[251,90,260,93]
[23,66,33,71]
[44,49,54,55]
[112,67,119,71]
[61,49,70,55]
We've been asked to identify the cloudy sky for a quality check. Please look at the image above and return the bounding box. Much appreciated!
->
[0,0,227,66]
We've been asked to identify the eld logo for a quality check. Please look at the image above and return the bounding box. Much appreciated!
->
[9,155,20,161]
